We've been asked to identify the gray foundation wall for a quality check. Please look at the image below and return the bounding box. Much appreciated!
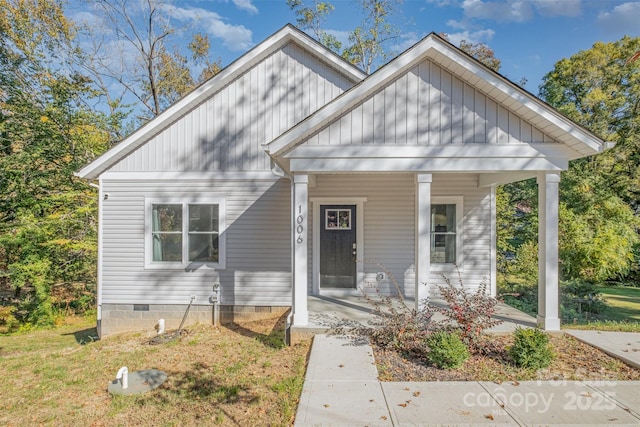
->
[98,304,290,337]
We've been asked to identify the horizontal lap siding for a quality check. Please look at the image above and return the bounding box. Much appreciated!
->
[111,43,353,173]
[309,174,491,297]
[308,59,557,146]
[430,174,491,295]
[310,174,416,295]
[101,178,291,306]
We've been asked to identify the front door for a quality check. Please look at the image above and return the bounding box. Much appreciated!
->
[320,205,357,289]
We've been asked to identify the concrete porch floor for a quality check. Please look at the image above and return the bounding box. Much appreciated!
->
[291,294,537,341]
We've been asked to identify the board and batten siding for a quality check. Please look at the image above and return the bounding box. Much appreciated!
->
[100,175,291,306]
[303,59,558,147]
[110,42,354,174]
[307,173,491,297]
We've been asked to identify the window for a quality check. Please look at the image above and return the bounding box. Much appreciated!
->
[146,199,225,268]
[430,196,463,267]
[325,209,351,230]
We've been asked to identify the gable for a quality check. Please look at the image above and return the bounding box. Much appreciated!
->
[299,58,558,148]
[109,42,356,173]
[267,33,605,163]
[76,25,366,180]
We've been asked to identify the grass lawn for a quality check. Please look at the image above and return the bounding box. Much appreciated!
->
[599,286,640,321]
[0,315,310,426]
[562,285,640,331]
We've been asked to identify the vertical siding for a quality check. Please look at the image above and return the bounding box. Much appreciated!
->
[110,42,355,173]
[303,58,558,147]
[100,177,291,306]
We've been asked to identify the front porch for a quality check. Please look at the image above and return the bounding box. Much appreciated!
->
[289,294,537,343]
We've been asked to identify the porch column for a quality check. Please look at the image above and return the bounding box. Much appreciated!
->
[292,174,309,326]
[416,173,432,311]
[537,172,561,331]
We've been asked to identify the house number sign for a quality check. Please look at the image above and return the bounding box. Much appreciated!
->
[296,205,304,244]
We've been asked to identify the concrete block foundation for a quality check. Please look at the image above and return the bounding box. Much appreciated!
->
[98,304,290,337]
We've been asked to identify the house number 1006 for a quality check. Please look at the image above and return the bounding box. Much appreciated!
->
[296,205,304,244]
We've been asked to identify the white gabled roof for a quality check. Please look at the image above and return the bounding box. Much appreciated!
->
[265,32,604,159]
[75,24,367,180]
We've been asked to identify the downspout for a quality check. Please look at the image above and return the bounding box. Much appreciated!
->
[269,155,294,344]
[81,177,104,338]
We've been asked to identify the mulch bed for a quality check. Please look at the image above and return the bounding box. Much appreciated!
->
[374,333,640,382]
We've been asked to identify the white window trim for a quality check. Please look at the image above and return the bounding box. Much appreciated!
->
[144,197,226,269]
[431,196,463,272]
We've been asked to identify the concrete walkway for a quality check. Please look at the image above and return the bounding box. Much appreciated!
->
[295,333,640,426]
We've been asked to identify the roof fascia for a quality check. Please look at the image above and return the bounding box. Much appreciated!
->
[76,24,367,180]
[266,33,604,158]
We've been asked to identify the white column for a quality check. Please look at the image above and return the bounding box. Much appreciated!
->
[416,174,432,311]
[537,172,561,331]
[292,174,309,326]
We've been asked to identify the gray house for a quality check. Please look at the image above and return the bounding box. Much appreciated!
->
[76,25,607,337]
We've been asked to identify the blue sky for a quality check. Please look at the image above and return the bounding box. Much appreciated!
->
[71,0,640,94]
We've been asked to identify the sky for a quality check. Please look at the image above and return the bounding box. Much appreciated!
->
[70,0,640,94]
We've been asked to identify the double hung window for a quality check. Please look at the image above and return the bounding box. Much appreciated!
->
[430,196,463,267]
[146,199,225,268]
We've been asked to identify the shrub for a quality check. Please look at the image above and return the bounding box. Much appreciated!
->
[508,327,554,370]
[433,273,502,350]
[359,264,434,355]
[425,331,469,369]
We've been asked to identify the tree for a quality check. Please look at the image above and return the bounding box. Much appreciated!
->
[80,0,222,124]
[0,0,110,326]
[536,37,640,284]
[288,0,401,73]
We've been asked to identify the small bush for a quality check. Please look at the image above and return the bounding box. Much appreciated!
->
[425,331,470,369]
[508,328,554,370]
[359,264,434,355]
[434,273,502,350]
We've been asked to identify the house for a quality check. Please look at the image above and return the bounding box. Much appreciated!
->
[76,25,607,338]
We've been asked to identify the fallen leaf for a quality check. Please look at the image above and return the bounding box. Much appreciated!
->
[413,391,421,397]
[338,364,344,368]
[398,403,407,407]
[403,387,410,391]
[380,416,387,420]
[485,414,494,420]
[512,381,519,386]
[323,404,330,408]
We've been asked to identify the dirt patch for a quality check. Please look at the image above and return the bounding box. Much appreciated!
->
[375,333,640,382]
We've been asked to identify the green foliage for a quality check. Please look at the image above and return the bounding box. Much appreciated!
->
[0,0,109,327]
[434,273,502,350]
[508,328,554,370]
[288,0,401,72]
[425,331,469,369]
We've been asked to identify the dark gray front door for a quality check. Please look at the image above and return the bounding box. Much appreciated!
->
[320,205,357,289]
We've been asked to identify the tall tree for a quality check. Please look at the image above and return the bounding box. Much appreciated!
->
[539,36,640,283]
[80,0,221,124]
[288,0,401,73]
[0,0,110,326]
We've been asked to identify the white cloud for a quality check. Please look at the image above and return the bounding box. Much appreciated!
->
[597,2,640,34]
[462,0,534,23]
[162,5,253,51]
[460,0,582,23]
[533,0,581,17]
[231,0,258,14]
[445,28,496,45]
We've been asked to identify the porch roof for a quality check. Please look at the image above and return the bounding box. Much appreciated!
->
[264,33,607,169]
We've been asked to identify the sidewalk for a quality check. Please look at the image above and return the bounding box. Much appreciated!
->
[295,334,640,426]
